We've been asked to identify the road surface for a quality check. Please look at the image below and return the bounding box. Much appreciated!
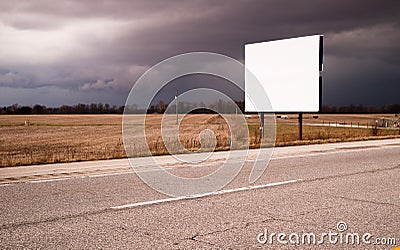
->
[1,139,399,249]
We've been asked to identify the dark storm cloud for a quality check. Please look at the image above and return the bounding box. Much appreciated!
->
[327,24,400,65]
[76,0,400,64]
[0,0,399,106]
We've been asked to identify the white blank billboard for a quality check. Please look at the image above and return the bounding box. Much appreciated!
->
[245,35,323,112]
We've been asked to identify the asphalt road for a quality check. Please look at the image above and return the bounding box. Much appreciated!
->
[1,139,399,249]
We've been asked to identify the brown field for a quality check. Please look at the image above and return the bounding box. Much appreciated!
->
[275,113,399,125]
[1,114,399,167]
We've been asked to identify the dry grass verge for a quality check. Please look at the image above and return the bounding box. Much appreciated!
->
[1,114,399,167]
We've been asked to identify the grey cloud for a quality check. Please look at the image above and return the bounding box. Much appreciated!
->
[0,71,31,88]
[0,0,399,106]
[326,23,400,64]
[76,0,400,65]
[80,79,115,91]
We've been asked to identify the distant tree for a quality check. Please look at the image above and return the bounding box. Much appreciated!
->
[104,103,110,113]
[59,105,73,114]
[155,100,166,113]
[75,103,89,114]
[97,103,104,113]
[147,105,156,114]
[16,106,32,114]
[116,105,124,114]
[2,102,399,115]
[89,103,98,113]
[32,104,46,114]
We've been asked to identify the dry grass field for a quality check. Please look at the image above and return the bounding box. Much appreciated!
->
[0,115,124,167]
[1,114,399,167]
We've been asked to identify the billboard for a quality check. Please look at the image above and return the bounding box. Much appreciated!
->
[245,35,323,112]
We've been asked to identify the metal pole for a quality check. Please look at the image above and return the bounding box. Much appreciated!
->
[235,107,238,120]
[298,112,303,140]
[175,90,178,125]
[260,112,265,139]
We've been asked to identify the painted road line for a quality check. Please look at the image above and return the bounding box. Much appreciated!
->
[88,171,133,178]
[110,179,300,210]
[28,176,87,183]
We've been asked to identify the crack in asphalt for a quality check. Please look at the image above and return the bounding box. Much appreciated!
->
[1,164,399,232]
[187,218,295,249]
[186,233,227,249]
[296,165,400,208]
[323,194,399,208]
[180,165,400,247]
[290,204,338,219]
[0,208,112,230]
[296,164,400,186]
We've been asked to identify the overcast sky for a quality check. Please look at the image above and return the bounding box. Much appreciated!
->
[0,0,399,107]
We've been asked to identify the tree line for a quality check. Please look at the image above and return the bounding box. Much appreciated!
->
[1,102,400,114]
[321,104,400,114]
[0,103,124,114]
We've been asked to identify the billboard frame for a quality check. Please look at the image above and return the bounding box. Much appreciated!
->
[244,35,324,139]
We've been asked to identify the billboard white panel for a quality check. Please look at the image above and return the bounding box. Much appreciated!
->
[245,35,323,112]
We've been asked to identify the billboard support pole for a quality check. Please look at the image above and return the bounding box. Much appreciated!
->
[260,112,265,139]
[298,112,303,140]
[175,90,178,125]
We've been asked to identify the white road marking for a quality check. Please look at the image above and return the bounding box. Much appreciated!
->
[28,176,86,183]
[88,171,132,178]
[25,171,133,183]
[110,179,300,210]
